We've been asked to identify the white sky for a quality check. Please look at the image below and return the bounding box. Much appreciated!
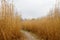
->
[7,0,56,19]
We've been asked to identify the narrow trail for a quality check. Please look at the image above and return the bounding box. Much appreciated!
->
[20,30,40,40]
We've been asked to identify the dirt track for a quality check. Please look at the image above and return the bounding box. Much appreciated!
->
[20,30,40,40]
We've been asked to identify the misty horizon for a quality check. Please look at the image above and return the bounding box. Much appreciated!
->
[14,0,56,19]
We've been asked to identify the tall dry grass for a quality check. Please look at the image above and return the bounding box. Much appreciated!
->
[22,8,60,40]
[0,0,60,40]
[0,0,22,40]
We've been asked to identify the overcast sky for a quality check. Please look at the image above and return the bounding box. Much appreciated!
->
[13,0,56,19]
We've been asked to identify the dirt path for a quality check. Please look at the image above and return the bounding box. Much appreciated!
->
[20,30,40,40]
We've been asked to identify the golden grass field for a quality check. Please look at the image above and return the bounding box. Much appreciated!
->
[0,0,60,40]
[22,9,60,40]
